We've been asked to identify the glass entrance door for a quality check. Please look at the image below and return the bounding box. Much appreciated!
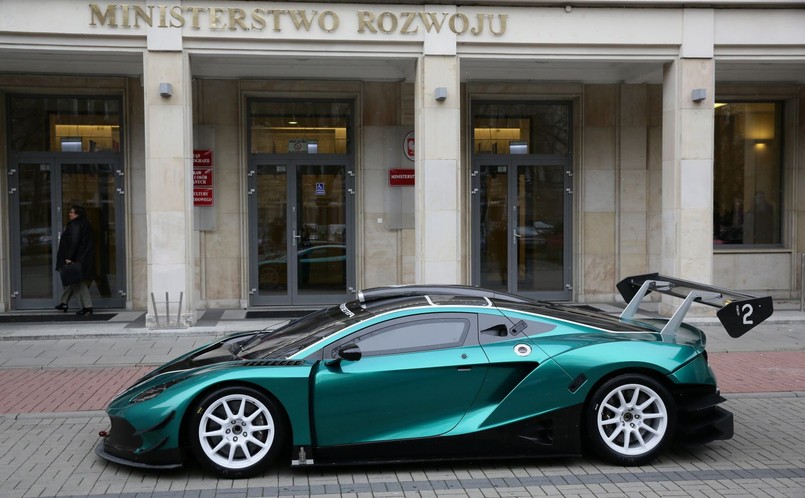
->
[474,160,571,299]
[471,101,572,300]
[249,159,354,306]
[9,156,126,309]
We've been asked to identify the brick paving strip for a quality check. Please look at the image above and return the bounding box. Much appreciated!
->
[0,350,802,415]
[0,366,152,414]
[707,350,805,393]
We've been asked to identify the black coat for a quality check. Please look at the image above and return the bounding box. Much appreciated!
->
[56,216,95,281]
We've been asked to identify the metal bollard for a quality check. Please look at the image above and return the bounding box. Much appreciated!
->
[150,291,184,328]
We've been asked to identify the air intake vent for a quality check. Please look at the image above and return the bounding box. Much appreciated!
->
[242,360,305,367]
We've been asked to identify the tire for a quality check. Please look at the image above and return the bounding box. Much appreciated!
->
[585,374,676,466]
[188,386,286,478]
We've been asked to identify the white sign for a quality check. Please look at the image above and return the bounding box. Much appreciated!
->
[404,131,415,161]
[288,140,318,153]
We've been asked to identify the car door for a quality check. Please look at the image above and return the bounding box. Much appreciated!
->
[472,311,552,413]
[311,312,488,447]
[473,310,577,429]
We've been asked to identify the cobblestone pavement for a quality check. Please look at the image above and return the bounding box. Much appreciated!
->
[0,397,804,497]
[0,309,803,497]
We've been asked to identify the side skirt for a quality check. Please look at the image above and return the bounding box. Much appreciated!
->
[294,404,584,467]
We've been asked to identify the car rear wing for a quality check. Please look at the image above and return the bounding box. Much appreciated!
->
[617,273,773,338]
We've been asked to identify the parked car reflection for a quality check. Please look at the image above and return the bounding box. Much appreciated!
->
[515,225,547,245]
[20,227,53,258]
[259,244,346,289]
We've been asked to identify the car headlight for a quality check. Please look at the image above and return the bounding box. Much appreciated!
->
[129,378,186,404]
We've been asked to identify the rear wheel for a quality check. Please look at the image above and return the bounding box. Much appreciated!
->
[586,374,676,466]
[189,386,285,478]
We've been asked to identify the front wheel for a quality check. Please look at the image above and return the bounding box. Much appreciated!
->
[585,374,676,466]
[188,386,286,478]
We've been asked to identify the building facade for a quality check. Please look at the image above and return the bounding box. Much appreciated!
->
[1,1,804,326]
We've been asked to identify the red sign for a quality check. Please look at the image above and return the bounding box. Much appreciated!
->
[193,149,213,167]
[193,168,213,187]
[193,187,214,207]
[404,131,415,161]
[389,168,415,186]
[193,149,214,206]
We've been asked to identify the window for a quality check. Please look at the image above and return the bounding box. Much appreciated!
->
[340,315,471,357]
[9,95,122,153]
[472,102,570,156]
[714,102,783,246]
[479,313,557,345]
[249,100,352,154]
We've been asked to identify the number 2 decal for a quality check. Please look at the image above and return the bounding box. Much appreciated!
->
[740,303,754,325]
[719,297,771,337]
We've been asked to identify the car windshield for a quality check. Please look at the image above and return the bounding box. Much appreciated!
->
[239,301,369,359]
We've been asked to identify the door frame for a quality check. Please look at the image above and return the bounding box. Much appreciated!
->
[247,155,356,307]
[8,152,127,310]
[471,155,573,301]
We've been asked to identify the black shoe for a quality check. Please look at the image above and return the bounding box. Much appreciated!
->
[76,307,93,316]
[55,303,68,312]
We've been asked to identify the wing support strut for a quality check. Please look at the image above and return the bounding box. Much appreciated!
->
[617,273,773,338]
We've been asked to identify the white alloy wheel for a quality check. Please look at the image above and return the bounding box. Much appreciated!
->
[595,382,668,457]
[197,392,276,470]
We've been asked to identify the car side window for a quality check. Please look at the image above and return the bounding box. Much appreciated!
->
[335,314,472,358]
[478,312,556,344]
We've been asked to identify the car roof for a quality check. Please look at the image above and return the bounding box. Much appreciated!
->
[352,285,653,333]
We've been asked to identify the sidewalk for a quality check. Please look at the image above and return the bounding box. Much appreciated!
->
[2,299,805,339]
[0,309,287,341]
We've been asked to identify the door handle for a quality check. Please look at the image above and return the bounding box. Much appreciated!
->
[457,367,472,372]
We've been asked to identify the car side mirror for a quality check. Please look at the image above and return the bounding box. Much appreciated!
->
[337,343,362,362]
[326,343,362,367]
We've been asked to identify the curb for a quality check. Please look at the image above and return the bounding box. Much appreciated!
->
[0,329,231,341]
[1,410,107,420]
[0,322,287,341]
[726,391,805,399]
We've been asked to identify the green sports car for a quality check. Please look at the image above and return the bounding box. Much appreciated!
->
[96,273,773,478]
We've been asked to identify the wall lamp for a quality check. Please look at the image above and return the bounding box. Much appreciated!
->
[691,88,706,103]
[159,82,173,98]
[434,87,447,102]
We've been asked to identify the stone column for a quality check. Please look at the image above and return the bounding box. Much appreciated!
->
[143,47,195,328]
[660,11,716,311]
[414,25,462,284]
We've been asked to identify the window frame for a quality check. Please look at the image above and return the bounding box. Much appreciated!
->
[325,312,477,359]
